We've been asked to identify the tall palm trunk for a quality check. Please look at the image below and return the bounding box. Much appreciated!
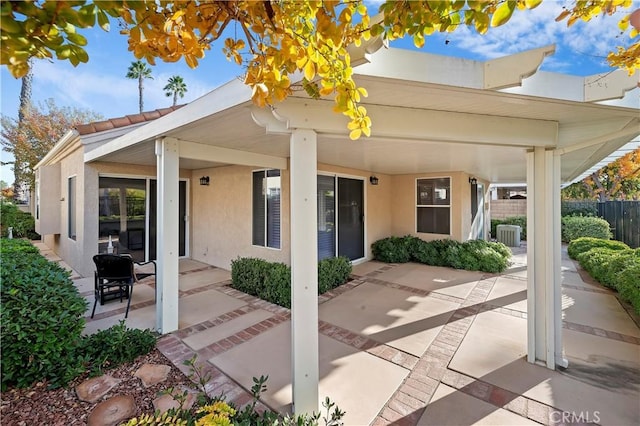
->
[18,59,33,123]
[138,76,144,113]
[173,92,177,106]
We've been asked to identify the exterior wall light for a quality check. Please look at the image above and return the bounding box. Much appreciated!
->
[200,176,210,186]
[469,177,477,185]
[370,176,379,185]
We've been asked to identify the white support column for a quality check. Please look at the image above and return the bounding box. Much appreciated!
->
[289,129,319,415]
[526,147,567,369]
[155,137,180,334]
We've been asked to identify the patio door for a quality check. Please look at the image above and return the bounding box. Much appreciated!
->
[317,175,364,261]
[148,179,187,260]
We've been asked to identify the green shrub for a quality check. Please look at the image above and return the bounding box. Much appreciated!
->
[81,321,156,375]
[617,257,640,315]
[576,248,620,287]
[371,236,417,263]
[0,237,39,255]
[567,237,629,260]
[318,256,352,294]
[1,239,87,390]
[0,202,39,239]
[491,216,527,240]
[562,216,611,242]
[561,201,598,217]
[371,237,511,273]
[231,256,352,308]
[601,249,640,289]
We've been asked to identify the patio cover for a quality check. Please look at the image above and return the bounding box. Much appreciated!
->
[85,45,639,415]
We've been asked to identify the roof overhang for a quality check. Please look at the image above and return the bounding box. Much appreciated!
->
[84,46,639,184]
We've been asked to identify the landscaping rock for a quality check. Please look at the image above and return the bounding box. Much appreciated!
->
[153,386,198,413]
[134,363,172,387]
[75,375,121,403]
[87,395,136,426]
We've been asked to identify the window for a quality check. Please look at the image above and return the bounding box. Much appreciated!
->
[416,177,450,234]
[252,170,281,249]
[68,176,77,240]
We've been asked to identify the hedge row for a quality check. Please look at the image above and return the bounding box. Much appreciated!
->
[490,215,611,243]
[230,256,352,308]
[0,202,39,239]
[371,236,511,273]
[1,239,156,390]
[568,237,640,315]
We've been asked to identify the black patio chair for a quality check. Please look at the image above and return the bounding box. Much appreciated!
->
[91,254,136,319]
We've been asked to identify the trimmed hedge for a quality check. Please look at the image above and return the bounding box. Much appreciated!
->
[0,202,39,239]
[562,215,611,242]
[491,216,527,240]
[574,244,640,314]
[567,237,630,260]
[231,256,352,308]
[1,239,87,389]
[372,236,511,273]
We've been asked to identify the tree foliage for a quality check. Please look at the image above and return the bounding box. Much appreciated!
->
[163,75,188,107]
[0,99,102,190]
[562,147,640,201]
[2,1,638,138]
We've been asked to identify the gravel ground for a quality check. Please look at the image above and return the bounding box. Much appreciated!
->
[0,349,197,425]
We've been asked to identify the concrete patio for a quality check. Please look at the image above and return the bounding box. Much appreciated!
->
[71,245,639,426]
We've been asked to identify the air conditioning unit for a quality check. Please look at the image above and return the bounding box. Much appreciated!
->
[496,224,521,247]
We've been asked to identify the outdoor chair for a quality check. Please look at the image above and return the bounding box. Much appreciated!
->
[91,254,136,319]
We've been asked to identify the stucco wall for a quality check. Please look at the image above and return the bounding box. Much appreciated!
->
[190,165,291,269]
[190,163,392,269]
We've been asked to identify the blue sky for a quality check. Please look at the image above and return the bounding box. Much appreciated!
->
[1,1,637,182]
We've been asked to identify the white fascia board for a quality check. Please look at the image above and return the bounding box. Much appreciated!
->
[354,47,485,89]
[81,122,150,147]
[34,129,79,169]
[85,79,252,163]
[483,45,555,90]
[500,71,585,102]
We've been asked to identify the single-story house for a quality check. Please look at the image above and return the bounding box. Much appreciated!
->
[35,44,639,414]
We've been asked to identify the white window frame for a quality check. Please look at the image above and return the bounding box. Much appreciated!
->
[415,176,452,236]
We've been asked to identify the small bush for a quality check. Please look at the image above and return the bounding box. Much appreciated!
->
[561,201,598,217]
[0,202,39,239]
[371,237,511,273]
[1,239,87,390]
[567,237,630,260]
[562,216,611,242]
[81,321,157,375]
[231,256,352,308]
[371,236,417,263]
[491,216,527,241]
[0,237,39,255]
[601,249,640,289]
[617,257,640,315]
[318,256,352,294]
[576,248,620,287]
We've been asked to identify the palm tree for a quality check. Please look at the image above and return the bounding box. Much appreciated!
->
[126,61,153,113]
[163,75,188,107]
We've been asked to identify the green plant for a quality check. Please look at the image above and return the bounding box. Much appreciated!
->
[0,201,39,239]
[561,201,598,217]
[601,249,640,289]
[371,236,416,263]
[80,320,157,375]
[371,236,511,273]
[567,237,629,260]
[576,248,620,287]
[318,256,352,294]
[617,257,640,315]
[562,216,611,242]
[1,240,87,390]
[0,237,39,254]
[231,257,351,309]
